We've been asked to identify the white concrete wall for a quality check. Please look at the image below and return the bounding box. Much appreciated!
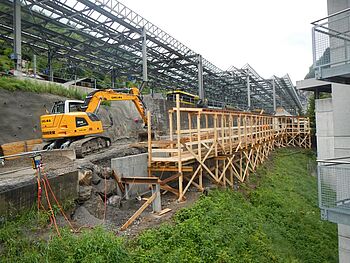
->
[327,83,350,262]
[111,153,148,198]
[332,84,350,156]
[327,0,350,15]
[315,98,334,159]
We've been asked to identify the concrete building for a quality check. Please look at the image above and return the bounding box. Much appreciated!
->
[298,1,350,262]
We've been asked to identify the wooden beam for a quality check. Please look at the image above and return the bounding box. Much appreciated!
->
[121,177,160,185]
[120,192,156,231]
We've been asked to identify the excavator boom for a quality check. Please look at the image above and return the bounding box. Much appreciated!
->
[82,88,147,124]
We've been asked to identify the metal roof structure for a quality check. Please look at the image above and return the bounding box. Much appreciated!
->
[0,0,303,114]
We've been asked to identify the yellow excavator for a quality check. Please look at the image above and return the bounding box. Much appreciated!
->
[40,87,147,157]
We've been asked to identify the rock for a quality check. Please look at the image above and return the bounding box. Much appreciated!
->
[83,191,106,219]
[107,195,121,207]
[93,164,102,177]
[94,178,117,196]
[78,185,92,202]
[100,167,113,179]
[73,205,103,226]
[79,169,92,186]
[91,172,101,185]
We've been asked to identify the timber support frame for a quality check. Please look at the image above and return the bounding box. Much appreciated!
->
[148,96,311,201]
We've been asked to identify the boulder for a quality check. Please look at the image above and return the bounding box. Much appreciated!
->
[100,167,113,179]
[79,169,92,186]
[93,164,102,177]
[78,185,92,202]
[107,195,122,207]
[91,172,101,185]
[94,178,118,196]
[83,192,106,219]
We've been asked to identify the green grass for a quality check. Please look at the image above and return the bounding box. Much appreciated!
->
[0,148,338,262]
[0,76,85,100]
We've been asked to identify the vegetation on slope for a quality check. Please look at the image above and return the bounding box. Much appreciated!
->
[0,76,85,100]
[0,148,337,262]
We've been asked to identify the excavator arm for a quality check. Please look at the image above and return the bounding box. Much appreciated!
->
[83,88,147,125]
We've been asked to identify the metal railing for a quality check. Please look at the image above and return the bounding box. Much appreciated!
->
[317,157,350,223]
[312,8,350,77]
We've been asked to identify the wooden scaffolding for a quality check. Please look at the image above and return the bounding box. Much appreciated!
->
[147,96,311,201]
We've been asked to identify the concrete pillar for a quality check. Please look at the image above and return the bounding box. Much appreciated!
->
[332,83,350,263]
[315,97,334,159]
[142,27,148,82]
[198,54,204,101]
[339,224,350,262]
[33,54,37,78]
[151,184,161,213]
[111,68,116,89]
[13,0,22,76]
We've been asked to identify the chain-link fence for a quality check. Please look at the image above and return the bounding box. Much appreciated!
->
[318,160,350,219]
[312,9,350,74]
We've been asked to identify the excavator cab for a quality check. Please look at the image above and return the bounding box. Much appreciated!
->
[51,100,85,114]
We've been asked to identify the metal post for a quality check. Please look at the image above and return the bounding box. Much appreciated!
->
[142,27,148,82]
[272,78,276,112]
[198,54,204,101]
[94,78,97,89]
[247,69,251,109]
[48,50,53,81]
[111,68,115,89]
[33,54,37,78]
[311,27,317,70]
[13,0,22,76]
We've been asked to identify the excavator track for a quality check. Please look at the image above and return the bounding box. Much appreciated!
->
[69,136,111,158]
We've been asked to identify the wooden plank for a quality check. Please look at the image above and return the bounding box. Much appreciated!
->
[149,166,193,172]
[111,170,125,193]
[172,107,203,112]
[121,176,160,184]
[160,173,180,185]
[120,192,156,231]
[155,208,172,216]
[160,184,180,196]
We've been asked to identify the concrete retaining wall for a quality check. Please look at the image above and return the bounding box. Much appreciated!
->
[0,171,78,220]
[111,153,148,198]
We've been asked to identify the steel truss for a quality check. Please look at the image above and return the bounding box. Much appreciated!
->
[0,0,303,114]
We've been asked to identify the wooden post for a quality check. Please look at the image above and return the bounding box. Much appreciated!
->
[147,111,152,177]
[188,113,192,150]
[229,114,233,155]
[238,114,241,145]
[214,114,218,156]
[221,114,225,153]
[176,94,183,201]
[197,112,203,189]
[169,111,173,149]
[205,114,209,140]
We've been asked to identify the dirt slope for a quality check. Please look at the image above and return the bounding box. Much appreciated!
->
[0,89,64,145]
